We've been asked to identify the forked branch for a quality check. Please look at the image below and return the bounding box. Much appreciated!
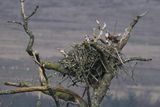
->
[0,0,88,107]
[118,11,148,50]
[0,82,88,107]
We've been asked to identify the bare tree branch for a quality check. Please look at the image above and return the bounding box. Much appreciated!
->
[117,57,152,66]
[32,51,49,86]
[118,11,148,50]
[7,20,23,26]
[16,1,88,107]
[1,82,88,107]
[4,82,31,87]
[91,73,114,107]
[20,0,34,56]
[52,87,88,107]
[124,57,152,63]
[41,61,66,73]
[26,5,39,20]
[0,86,48,95]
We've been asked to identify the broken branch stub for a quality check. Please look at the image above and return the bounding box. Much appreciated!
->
[118,11,148,50]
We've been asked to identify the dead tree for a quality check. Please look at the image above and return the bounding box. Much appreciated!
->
[0,0,151,107]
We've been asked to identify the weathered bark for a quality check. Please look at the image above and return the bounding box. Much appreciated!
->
[91,74,114,107]
[118,11,148,50]
[0,86,48,95]
[0,82,88,107]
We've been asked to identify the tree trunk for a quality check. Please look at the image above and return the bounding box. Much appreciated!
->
[91,73,114,107]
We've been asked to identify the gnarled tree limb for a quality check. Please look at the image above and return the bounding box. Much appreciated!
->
[0,0,88,107]
[0,81,88,107]
[0,86,48,95]
[118,11,148,50]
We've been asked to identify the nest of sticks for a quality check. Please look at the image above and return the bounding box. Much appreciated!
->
[59,21,124,87]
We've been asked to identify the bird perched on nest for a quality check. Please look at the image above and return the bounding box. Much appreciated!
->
[105,32,122,45]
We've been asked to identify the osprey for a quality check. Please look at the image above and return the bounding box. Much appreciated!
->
[105,32,122,45]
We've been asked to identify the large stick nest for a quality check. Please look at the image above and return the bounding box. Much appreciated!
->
[59,21,123,87]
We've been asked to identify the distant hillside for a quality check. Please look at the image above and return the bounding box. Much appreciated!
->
[0,92,159,107]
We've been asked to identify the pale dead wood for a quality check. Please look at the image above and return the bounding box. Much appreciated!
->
[0,86,48,95]
[118,11,148,50]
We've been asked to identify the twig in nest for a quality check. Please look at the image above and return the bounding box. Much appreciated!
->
[114,48,124,65]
